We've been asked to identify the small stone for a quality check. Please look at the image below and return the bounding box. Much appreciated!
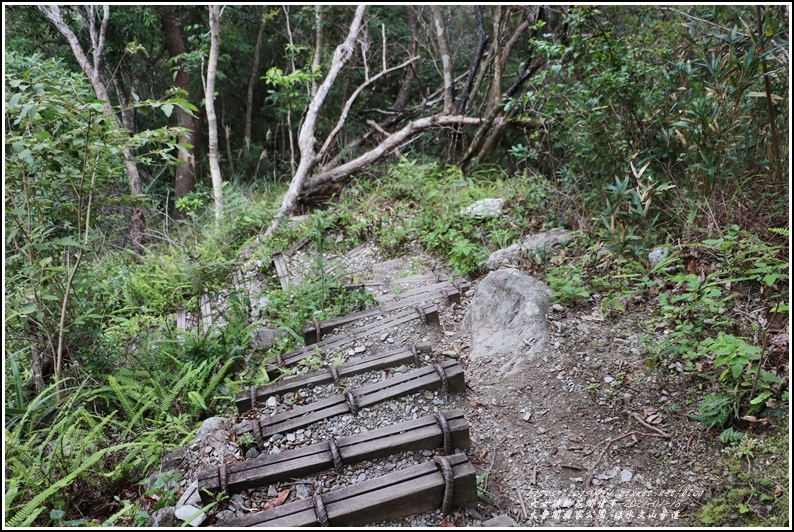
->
[245,447,260,459]
[266,396,278,408]
[267,485,278,497]
[537,427,546,434]
[271,433,284,442]
[482,515,516,527]
[603,376,614,384]
[380,333,388,341]
[551,304,565,312]
[230,494,245,505]
[357,473,367,483]
[432,398,444,406]
[424,391,434,400]
[648,247,669,269]
[422,450,434,457]
[174,505,205,526]
[295,483,311,499]
[354,346,366,354]
[522,412,532,422]
[387,337,394,344]
[444,331,456,336]
[441,350,459,359]
[620,469,634,483]
[286,433,296,442]
[395,365,408,373]
[348,349,355,357]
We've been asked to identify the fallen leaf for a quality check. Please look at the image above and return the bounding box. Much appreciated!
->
[469,399,487,408]
[264,489,291,510]
[774,484,783,497]
[741,415,759,423]
[643,405,656,417]
[766,398,780,408]
[438,518,456,527]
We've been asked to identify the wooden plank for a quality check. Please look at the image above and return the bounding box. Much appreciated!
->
[286,236,310,256]
[200,293,212,331]
[198,410,469,503]
[273,251,290,289]
[236,343,431,412]
[376,279,469,304]
[266,304,438,377]
[303,287,455,344]
[213,453,476,527]
[239,361,464,441]
[176,307,187,331]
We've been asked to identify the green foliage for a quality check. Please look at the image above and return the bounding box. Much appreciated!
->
[699,428,789,526]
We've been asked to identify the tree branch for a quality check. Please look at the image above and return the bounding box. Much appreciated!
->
[317,56,419,163]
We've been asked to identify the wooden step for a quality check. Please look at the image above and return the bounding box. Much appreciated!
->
[198,409,469,503]
[237,343,432,413]
[273,251,290,289]
[376,279,469,304]
[211,453,476,527]
[302,285,460,344]
[266,303,438,378]
[238,360,464,444]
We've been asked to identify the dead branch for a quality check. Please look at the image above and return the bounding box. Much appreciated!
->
[585,430,671,489]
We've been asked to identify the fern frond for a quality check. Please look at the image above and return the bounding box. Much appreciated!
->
[107,375,139,421]
[201,357,238,404]
[6,442,139,527]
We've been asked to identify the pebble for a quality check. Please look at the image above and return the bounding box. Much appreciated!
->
[357,473,368,483]
[380,333,389,341]
[620,469,633,483]
[387,337,394,344]
[286,433,296,442]
[522,412,532,422]
[267,485,278,497]
[295,483,311,499]
[441,350,459,358]
[537,427,547,434]
[245,448,260,459]
[551,304,564,312]
[395,365,409,373]
[355,346,366,354]
[266,396,278,408]
[271,433,284,442]
[603,376,614,384]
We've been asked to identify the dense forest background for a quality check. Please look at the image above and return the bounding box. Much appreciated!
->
[4,4,789,526]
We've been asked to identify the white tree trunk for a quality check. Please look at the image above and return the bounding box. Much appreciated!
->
[206,5,223,222]
[39,4,145,248]
[264,5,366,238]
[431,6,454,114]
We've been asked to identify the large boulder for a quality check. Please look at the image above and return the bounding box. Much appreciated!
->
[464,269,551,378]
[485,228,574,269]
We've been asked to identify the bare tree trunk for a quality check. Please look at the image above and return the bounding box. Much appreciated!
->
[160,7,197,208]
[206,5,223,222]
[393,7,418,111]
[311,6,323,97]
[431,6,454,114]
[39,4,145,249]
[246,9,267,153]
[262,5,366,238]
[456,6,488,115]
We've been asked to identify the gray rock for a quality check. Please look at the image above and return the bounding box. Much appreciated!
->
[460,198,505,219]
[214,510,236,522]
[295,483,311,499]
[176,479,201,508]
[395,365,408,373]
[266,396,278,408]
[485,228,574,269]
[245,447,260,459]
[267,485,278,497]
[463,269,551,377]
[250,327,282,350]
[648,247,669,269]
[174,504,206,527]
[354,345,366,354]
[147,506,179,527]
[620,469,634,483]
[482,514,516,527]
